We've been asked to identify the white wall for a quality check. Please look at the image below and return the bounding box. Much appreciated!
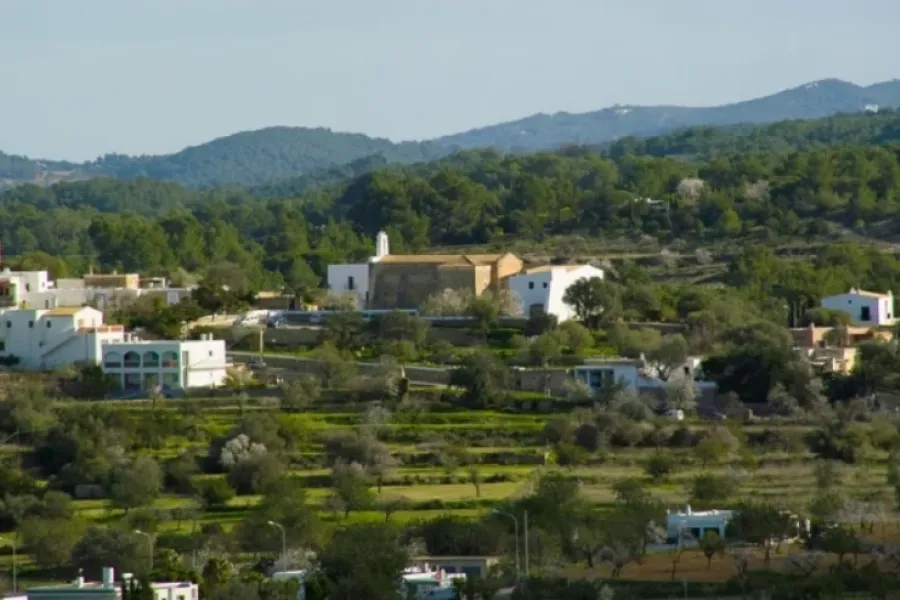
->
[821,291,895,326]
[102,338,229,390]
[0,307,110,370]
[509,265,604,322]
[326,264,370,308]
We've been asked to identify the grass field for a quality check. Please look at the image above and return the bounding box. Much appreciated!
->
[0,393,896,590]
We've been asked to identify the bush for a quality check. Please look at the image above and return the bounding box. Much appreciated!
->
[196,478,235,509]
[644,453,677,482]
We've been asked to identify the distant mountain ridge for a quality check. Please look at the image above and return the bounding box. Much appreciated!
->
[435,78,900,151]
[2,77,899,189]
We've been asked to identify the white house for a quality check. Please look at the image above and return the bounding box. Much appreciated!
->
[0,306,125,370]
[572,356,717,397]
[820,288,895,327]
[0,269,52,309]
[101,335,230,392]
[666,505,734,544]
[326,230,390,308]
[508,265,605,321]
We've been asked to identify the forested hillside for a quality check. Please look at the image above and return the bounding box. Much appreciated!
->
[3,138,900,298]
[2,78,900,190]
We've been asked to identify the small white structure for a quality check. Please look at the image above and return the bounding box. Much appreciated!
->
[666,505,734,544]
[509,265,605,321]
[573,356,716,396]
[101,335,230,392]
[0,306,125,370]
[821,288,895,327]
[326,230,390,309]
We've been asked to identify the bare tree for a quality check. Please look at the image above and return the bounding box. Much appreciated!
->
[676,178,706,201]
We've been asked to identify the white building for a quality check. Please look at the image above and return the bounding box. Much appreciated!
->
[101,335,230,391]
[326,231,390,309]
[26,566,199,600]
[820,288,895,327]
[0,268,193,311]
[509,265,605,321]
[0,306,125,370]
[0,269,52,309]
[572,356,717,397]
[666,505,733,544]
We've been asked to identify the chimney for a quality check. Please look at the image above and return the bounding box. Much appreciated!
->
[102,566,115,589]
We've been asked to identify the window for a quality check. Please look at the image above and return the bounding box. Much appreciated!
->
[123,351,141,368]
[46,321,52,328]
[209,350,214,357]
[542,282,548,288]
[528,282,534,290]
[0,341,5,352]
[861,306,871,322]
[347,276,355,291]
[5,321,10,328]
[143,351,160,368]
[104,352,122,368]
[28,321,34,328]
[162,351,179,368]
[25,283,30,292]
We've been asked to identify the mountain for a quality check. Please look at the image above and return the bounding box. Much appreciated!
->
[436,79,900,152]
[1,78,899,190]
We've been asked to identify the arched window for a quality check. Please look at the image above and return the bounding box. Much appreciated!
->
[161,351,179,368]
[104,352,122,368]
[143,351,160,368]
[123,351,141,368]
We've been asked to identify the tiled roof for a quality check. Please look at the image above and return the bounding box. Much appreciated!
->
[376,254,508,266]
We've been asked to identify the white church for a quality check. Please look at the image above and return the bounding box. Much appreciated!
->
[325,231,390,308]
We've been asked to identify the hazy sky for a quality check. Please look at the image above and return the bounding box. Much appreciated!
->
[2,0,899,161]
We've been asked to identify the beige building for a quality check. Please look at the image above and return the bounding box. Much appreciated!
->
[367,253,524,310]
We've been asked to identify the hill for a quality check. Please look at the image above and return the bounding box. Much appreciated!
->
[1,78,900,190]
[437,79,900,152]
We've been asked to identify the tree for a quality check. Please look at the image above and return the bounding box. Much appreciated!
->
[196,479,235,510]
[726,502,792,566]
[449,349,508,408]
[529,330,566,367]
[234,479,318,556]
[71,527,145,577]
[322,310,367,354]
[315,522,409,600]
[563,277,622,328]
[21,517,85,567]
[109,457,163,513]
[226,453,284,495]
[421,288,471,317]
[665,378,699,414]
[647,334,689,380]
[644,453,676,483]
[280,375,321,412]
[699,530,725,569]
[330,461,375,517]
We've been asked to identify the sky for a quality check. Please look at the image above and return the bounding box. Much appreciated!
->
[2,0,900,161]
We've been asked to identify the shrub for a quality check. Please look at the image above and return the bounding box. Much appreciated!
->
[644,453,677,482]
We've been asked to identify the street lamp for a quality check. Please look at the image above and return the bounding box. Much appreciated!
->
[0,537,16,592]
[492,510,520,581]
[134,530,154,573]
[267,521,287,571]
